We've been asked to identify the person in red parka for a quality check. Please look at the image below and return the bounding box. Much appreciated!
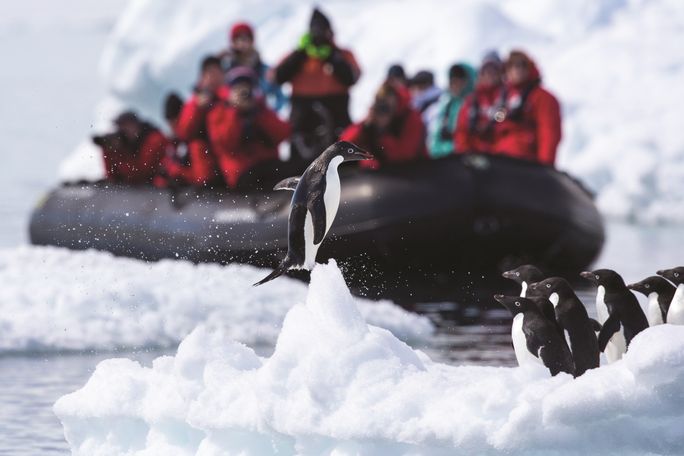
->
[94,111,168,185]
[156,92,221,188]
[340,81,427,169]
[454,51,504,154]
[163,56,230,187]
[490,50,561,166]
[207,67,291,189]
[273,7,361,171]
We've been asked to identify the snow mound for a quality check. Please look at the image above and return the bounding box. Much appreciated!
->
[0,246,432,353]
[62,0,684,223]
[55,260,684,455]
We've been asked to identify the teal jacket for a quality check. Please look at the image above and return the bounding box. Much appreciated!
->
[428,63,476,158]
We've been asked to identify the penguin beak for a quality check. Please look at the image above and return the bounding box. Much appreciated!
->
[352,149,374,161]
[656,269,671,280]
[501,271,515,280]
[580,271,596,282]
[493,294,507,307]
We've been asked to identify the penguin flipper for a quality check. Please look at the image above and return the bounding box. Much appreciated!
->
[253,258,293,286]
[589,318,602,332]
[310,197,327,245]
[597,314,621,352]
[274,177,300,191]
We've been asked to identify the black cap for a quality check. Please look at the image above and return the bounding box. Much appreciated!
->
[310,7,332,31]
[408,70,434,87]
[164,92,184,121]
[449,63,468,80]
[226,66,257,87]
[114,111,139,126]
[387,64,406,80]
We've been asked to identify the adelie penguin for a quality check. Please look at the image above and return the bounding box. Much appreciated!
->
[657,266,684,324]
[580,269,649,363]
[627,276,676,325]
[502,264,545,298]
[494,295,575,376]
[501,264,556,323]
[254,141,373,286]
[528,277,600,376]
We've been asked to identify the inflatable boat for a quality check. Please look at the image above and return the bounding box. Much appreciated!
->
[29,154,604,300]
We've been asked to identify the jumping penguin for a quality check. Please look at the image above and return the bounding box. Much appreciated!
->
[580,269,649,363]
[253,141,372,286]
[494,294,575,376]
[627,276,676,326]
[657,267,684,324]
[528,277,600,376]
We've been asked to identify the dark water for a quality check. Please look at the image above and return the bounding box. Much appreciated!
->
[0,222,681,455]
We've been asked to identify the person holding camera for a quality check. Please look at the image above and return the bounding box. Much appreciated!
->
[273,7,361,172]
[93,111,168,185]
[454,51,505,154]
[154,93,221,188]
[340,81,426,169]
[176,56,230,143]
[206,67,291,189]
[428,62,476,159]
[218,22,286,113]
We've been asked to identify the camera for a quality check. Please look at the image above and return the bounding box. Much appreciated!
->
[372,100,392,115]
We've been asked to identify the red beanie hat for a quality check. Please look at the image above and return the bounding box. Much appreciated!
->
[230,22,254,41]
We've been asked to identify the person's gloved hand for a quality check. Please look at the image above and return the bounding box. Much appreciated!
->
[298,33,331,60]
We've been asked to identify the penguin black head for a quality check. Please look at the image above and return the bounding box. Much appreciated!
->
[627,276,676,296]
[580,269,626,289]
[528,276,574,298]
[657,267,684,286]
[494,294,536,316]
[326,141,374,162]
[501,264,544,285]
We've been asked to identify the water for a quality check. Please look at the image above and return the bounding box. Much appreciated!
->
[1,220,680,454]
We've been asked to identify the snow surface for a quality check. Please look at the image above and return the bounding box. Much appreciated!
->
[55,260,684,455]
[0,246,432,353]
[58,0,684,223]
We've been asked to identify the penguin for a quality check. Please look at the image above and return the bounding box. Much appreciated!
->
[494,294,575,376]
[501,264,556,323]
[580,269,649,363]
[501,264,545,298]
[528,277,600,376]
[254,141,372,286]
[657,267,684,324]
[627,276,676,325]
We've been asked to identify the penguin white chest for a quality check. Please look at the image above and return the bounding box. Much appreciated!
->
[549,292,560,308]
[511,314,542,367]
[667,284,684,324]
[520,282,527,298]
[595,286,608,323]
[322,156,343,236]
[647,292,664,326]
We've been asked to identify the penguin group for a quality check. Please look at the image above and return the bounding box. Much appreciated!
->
[498,265,684,377]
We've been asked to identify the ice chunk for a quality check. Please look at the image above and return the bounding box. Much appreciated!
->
[55,261,684,455]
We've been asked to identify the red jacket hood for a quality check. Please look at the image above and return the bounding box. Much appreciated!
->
[507,50,542,87]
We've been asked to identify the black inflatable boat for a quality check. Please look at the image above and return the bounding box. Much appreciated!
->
[29,154,604,300]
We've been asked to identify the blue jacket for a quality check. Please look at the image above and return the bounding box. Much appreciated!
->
[428,63,476,158]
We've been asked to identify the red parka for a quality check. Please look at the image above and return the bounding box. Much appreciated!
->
[490,53,561,165]
[339,84,427,169]
[454,82,502,153]
[176,86,230,141]
[206,100,291,187]
[102,128,168,184]
[158,139,219,187]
